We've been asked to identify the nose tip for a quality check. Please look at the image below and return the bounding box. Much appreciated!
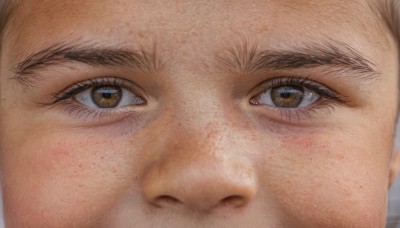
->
[142,159,257,212]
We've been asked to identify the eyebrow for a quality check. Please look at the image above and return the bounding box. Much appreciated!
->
[13,39,378,87]
[218,39,378,79]
[13,42,160,86]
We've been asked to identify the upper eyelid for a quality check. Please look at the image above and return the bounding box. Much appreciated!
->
[249,77,345,103]
[252,77,333,93]
[262,77,332,90]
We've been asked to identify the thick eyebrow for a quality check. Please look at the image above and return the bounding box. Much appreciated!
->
[218,39,378,79]
[13,42,160,86]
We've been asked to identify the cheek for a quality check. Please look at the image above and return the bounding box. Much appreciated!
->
[0,133,139,227]
[256,131,390,227]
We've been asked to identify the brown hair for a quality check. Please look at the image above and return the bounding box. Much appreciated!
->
[0,0,16,50]
[380,0,400,45]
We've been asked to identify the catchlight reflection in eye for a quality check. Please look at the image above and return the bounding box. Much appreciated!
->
[75,85,145,109]
[257,85,320,108]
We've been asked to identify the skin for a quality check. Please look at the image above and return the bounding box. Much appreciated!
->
[1,0,400,227]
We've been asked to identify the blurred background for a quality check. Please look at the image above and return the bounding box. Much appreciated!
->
[388,174,400,228]
[386,121,400,228]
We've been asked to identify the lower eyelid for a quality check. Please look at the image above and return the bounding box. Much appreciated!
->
[56,102,147,135]
[251,104,338,126]
[55,99,143,123]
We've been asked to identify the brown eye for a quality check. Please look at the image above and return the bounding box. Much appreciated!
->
[251,84,320,108]
[271,86,304,108]
[74,84,145,109]
[91,86,122,108]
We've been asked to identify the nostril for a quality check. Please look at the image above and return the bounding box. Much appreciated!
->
[219,195,246,208]
[154,195,182,208]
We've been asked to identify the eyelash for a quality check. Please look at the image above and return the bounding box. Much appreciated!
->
[51,77,126,103]
[46,77,142,121]
[46,76,344,124]
[250,77,347,122]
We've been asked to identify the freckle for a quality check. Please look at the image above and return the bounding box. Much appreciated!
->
[257,25,269,33]
[137,31,145,38]
[336,154,345,160]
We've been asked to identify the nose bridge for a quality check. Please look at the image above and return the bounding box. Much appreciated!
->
[141,122,257,212]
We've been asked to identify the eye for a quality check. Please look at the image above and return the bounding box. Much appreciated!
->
[250,77,341,109]
[46,77,148,123]
[255,85,320,108]
[74,85,145,109]
[50,77,146,109]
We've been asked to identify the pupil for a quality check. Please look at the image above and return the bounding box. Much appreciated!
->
[280,91,292,99]
[91,86,122,108]
[101,91,114,99]
[271,86,304,108]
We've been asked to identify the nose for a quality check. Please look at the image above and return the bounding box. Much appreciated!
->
[141,133,257,212]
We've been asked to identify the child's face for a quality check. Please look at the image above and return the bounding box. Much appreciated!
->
[0,0,399,227]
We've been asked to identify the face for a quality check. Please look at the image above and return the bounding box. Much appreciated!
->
[0,0,399,227]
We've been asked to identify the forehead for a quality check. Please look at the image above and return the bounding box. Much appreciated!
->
[2,0,394,77]
[5,0,386,46]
